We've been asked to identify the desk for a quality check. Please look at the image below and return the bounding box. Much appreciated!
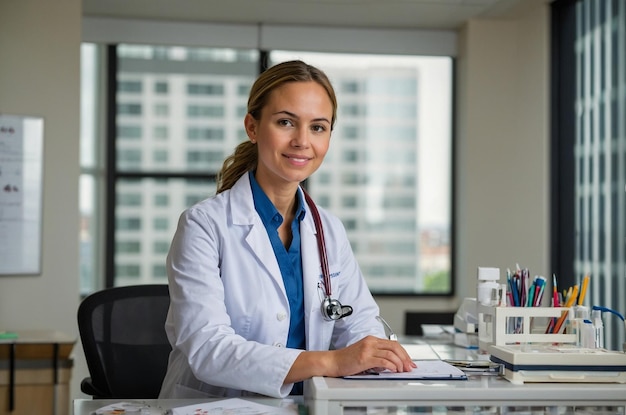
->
[305,338,626,415]
[73,398,303,414]
[75,339,626,415]
[0,330,75,415]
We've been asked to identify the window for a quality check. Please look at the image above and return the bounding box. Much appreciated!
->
[153,150,168,163]
[187,127,224,141]
[118,103,141,115]
[271,51,453,294]
[154,241,170,253]
[117,193,142,206]
[116,241,140,253]
[154,194,169,206]
[153,217,169,231]
[552,0,626,350]
[187,83,224,95]
[154,81,168,94]
[187,105,224,118]
[118,80,142,93]
[118,125,142,139]
[80,23,455,295]
[153,126,168,140]
[154,104,169,117]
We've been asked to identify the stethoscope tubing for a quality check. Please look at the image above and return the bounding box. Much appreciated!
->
[302,188,332,299]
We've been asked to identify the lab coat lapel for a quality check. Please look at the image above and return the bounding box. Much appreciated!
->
[229,174,285,293]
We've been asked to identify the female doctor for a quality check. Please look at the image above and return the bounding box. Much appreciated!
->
[159,60,415,399]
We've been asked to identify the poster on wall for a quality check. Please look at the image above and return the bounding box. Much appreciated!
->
[0,114,44,275]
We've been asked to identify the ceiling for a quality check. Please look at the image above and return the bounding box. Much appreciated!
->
[82,0,535,31]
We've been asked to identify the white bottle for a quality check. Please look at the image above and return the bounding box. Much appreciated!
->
[592,309,604,349]
[573,305,589,347]
[581,320,595,349]
[477,267,500,306]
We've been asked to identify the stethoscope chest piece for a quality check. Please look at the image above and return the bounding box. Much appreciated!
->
[322,297,354,321]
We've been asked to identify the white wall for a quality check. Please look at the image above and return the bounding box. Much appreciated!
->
[0,0,550,404]
[455,3,551,301]
[0,0,84,403]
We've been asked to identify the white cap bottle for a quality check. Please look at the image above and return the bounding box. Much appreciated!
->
[477,267,500,306]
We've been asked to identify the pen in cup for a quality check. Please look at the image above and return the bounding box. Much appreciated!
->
[376,315,398,341]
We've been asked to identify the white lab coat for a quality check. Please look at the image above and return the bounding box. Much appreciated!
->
[159,173,385,399]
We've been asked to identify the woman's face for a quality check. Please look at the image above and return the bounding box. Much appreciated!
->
[245,81,333,191]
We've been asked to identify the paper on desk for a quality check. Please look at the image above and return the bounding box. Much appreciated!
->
[166,398,297,415]
[94,401,151,414]
[344,360,467,380]
[401,343,440,360]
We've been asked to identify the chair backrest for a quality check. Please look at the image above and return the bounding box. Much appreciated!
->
[404,311,456,336]
[77,284,171,399]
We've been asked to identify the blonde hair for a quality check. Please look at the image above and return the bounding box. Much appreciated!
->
[216,60,337,193]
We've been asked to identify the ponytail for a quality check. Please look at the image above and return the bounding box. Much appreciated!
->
[216,141,257,194]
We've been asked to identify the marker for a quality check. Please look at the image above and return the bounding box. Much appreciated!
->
[533,276,546,307]
[552,274,560,307]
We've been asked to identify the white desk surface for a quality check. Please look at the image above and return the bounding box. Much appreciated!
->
[305,375,626,404]
[306,337,626,412]
[73,397,304,415]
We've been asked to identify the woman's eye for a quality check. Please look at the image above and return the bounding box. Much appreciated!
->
[278,119,293,127]
[312,124,327,133]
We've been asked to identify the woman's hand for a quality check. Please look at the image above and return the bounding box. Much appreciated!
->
[326,335,416,377]
[285,336,416,384]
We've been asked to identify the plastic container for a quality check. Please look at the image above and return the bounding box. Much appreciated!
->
[477,267,500,306]
[592,308,604,349]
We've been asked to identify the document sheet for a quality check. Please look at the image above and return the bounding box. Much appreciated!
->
[344,359,468,380]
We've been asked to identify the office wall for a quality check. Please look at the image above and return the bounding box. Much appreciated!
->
[455,4,550,299]
[378,0,550,333]
[0,0,83,401]
[0,0,549,402]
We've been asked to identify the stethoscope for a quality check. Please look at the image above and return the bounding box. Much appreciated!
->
[302,188,354,321]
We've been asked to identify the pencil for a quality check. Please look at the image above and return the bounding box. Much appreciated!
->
[552,284,579,334]
[563,286,573,306]
[578,274,590,306]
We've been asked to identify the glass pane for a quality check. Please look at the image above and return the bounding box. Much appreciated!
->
[270,51,453,295]
[116,45,259,173]
[114,177,216,286]
[81,43,100,169]
[80,43,104,295]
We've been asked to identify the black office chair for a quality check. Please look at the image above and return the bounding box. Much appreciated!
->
[404,311,456,336]
[77,284,172,399]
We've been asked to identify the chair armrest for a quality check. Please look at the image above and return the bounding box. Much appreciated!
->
[80,377,109,398]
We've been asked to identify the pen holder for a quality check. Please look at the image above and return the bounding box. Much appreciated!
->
[478,304,575,352]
